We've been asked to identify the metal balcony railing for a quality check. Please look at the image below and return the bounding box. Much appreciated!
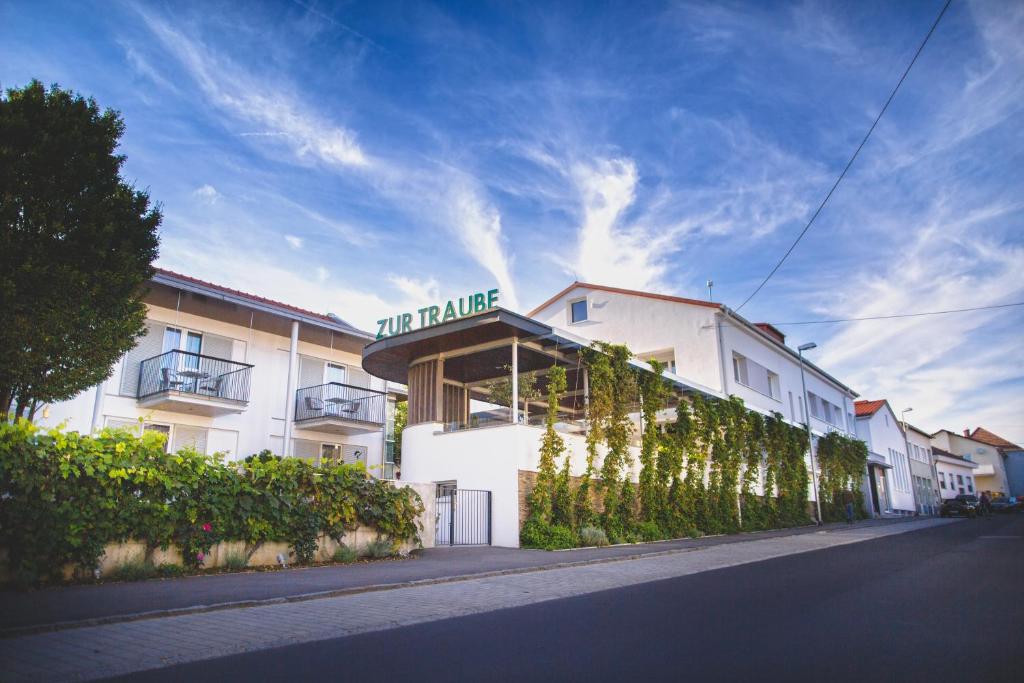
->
[137,350,253,403]
[295,382,386,426]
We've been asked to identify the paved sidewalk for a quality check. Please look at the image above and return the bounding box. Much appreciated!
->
[0,518,954,682]
[0,517,920,635]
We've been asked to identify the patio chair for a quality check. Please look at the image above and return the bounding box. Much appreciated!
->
[198,376,223,397]
[304,396,325,412]
[160,367,184,391]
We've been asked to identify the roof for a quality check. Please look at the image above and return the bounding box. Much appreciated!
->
[969,427,1022,451]
[905,423,933,438]
[932,447,979,467]
[527,281,721,317]
[528,281,858,397]
[152,268,372,339]
[854,399,887,417]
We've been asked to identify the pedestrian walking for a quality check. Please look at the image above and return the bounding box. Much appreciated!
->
[979,491,992,519]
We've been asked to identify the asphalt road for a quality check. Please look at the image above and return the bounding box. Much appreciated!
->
[114,513,1024,682]
[2,518,907,633]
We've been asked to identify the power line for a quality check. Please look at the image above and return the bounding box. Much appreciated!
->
[734,0,954,314]
[767,301,1024,326]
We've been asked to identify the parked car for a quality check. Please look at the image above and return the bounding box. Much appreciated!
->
[990,497,1019,513]
[940,494,979,518]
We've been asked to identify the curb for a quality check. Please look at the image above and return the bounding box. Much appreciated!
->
[0,516,932,639]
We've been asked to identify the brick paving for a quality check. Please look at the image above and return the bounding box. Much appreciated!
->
[0,518,953,682]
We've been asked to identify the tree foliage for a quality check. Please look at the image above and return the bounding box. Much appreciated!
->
[0,81,161,419]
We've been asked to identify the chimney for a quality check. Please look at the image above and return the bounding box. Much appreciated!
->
[754,323,786,345]
[963,428,970,437]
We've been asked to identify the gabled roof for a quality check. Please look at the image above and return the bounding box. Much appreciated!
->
[527,281,721,317]
[905,422,933,438]
[529,280,857,397]
[152,268,372,339]
[854,399,887,417]
[970,427,1022,451]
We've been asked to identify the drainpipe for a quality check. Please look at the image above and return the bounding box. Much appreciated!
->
[89,380,106,434]
[714,311,729,397]
[283,320,299,456]
[511,338,519,424]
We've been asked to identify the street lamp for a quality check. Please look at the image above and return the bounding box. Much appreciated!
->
[900,407,920,515]
[798,342,823,525]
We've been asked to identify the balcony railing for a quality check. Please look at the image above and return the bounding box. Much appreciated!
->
[138,350,253,403]
[295,382,386,426]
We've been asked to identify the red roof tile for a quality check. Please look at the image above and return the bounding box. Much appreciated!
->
[969,427,1022,450]
[854,399,887,417]
[153,268,367,335]
[527,281,721,318]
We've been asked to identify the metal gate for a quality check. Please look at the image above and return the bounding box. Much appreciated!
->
[436,486,491,546]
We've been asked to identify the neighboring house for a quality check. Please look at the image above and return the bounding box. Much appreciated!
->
[905,424,941,515]
[932,448,980,499]
[853,400,916,516]
[39,269,402,478]
[931,429,1010,497]
[968,427,1024,498]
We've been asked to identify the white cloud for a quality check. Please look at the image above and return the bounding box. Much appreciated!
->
[137,10,368,168]
[284,234,303,250]
[193,184,221,204]
[444,181,519,309]
[389,275,441,306]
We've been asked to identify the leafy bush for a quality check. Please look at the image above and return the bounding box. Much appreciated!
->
[520,519,577,550]
[332,544,359,563]
[155,563,185,578]
[578,525,609,547]
[364,538,395,559]
[224,551,248,571]
[0,420,425,585]
[634,521,664,542]
[107,556,155,582]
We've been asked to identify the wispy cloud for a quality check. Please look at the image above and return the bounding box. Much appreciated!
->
[192,184,221,204]
[284,234,303,250]
[136,10,369,168]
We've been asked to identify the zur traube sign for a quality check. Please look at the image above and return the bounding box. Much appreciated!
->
[376,288,499,339]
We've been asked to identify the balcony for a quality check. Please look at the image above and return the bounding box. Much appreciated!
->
[137,350,253,416]
[294,382,386,435]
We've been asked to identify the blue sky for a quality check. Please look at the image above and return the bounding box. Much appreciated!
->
[4,0,1023,442]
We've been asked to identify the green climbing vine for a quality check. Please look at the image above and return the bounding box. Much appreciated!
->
[522,340,816,549]
[815,431,869,522]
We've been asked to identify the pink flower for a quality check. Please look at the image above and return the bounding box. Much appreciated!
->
[196,552,205,562]
[202,523,212,532]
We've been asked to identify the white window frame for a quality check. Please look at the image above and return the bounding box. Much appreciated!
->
[568,297,588,324]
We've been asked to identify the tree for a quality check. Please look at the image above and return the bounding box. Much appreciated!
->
[0,81,161,419]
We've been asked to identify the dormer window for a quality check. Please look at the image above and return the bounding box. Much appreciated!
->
[569,297,588,324]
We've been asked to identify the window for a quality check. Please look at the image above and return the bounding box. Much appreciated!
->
[732,352,780,399]
[326,362,346,384]
[798,396,805,422]
[144,423,171,452]
[788,392,795,420]
[966,477,974,493]
[939,472,946,489]
[808,392,844,427]
[569,298,588,324]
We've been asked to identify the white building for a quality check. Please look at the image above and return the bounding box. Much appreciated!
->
[905,424,941,515]
[853,400,916,516]
[39,269,400,477]
[932,448,980,500]
[366,282,861,547]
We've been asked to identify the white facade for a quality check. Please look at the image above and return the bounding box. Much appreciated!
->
[932,451,980,500]
[905,425,940,514]
[853,401,916,515]
[529,283,860,508]
[39,272,396,477]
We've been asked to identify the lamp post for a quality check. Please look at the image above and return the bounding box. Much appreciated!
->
[901,407,920,515]
[798,342,823,525]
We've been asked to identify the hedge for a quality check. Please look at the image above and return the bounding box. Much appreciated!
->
[0,419,424,584]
